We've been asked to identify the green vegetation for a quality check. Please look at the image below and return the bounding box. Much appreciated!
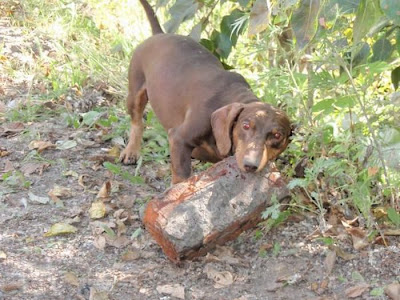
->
[1,0,399,231]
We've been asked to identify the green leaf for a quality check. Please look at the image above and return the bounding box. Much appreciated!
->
[371,38,394,62]
[351,271,365,282]
[103,162,121,174]
[164,0,198,33]
[352,42,371,66]
[291,0,321,50]
[322,126,333,144]
[248,0,271,36]
[101,224,116,237]
[397,29,400,55]
[189,22,202,42]
[288,178,308,189]
[312,98,335,113]
[212,31,232,59]
[334,96,356,108]
[391,66,400,90]
[353,0,383,44]
[331,0,360,14]
[121,171,144,184]
[156,0,169,7]
[380,0,400,25]
[199,39,216,53]
[272,242,281,257]
[82,110,102,126]
[239,0,250,7]
[131,228,142,239]
[370,287,384,296]
[387,207,400,226]
[322,0,360,21]
[221,9,245,46]
[354,61,390,76]
[316,236,335,245]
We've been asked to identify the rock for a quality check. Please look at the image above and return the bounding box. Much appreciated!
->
[143,156,290,262]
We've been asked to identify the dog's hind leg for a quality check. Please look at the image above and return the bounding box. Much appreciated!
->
[120,84,148,165]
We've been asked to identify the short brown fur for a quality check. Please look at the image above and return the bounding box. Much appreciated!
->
[120,0,292,184]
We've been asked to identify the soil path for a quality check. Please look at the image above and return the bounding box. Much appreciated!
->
[1,16,399,300]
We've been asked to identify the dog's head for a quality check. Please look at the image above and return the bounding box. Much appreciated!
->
[211,102,291,173]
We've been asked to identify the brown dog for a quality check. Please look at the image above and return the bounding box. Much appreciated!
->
[120,0,292,184]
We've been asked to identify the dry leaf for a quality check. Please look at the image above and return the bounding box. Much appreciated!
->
[0,250,6,259]
[106,235,130,248]
[116,220,127,237]
[1,282,23,292]
[89,154,116,164]
[28,140,55,152]
[347,227,369,250]
[345,283,369,298]
[372,206,388,219]
[0,148,10,157]
[45,223,78,237]
[2,159,14,172]
[204,265,234,289]
[89,287,109,300]
[121,249,141,261]
[55,140,77,150]
[1,122,25,136]
[324,250,336,275]
[48,185,72,201]
[63,170,79,178]
[329,245,356,260]
[28,192,50,204]
[64,272,79,286]
[21,162,50,176]
[78,174,90,189]
[384,282,400,300]
[89,202,106,219]
[93,235,106,250]
[0,100,6,113]
[368,166,379,176]
[156,284,185,299]
[64,216,81,225]
[385,229,400,236]
[276,273,302,285]
[96,181,111,199]
[117,195,136,209]
[213,246,245,266]
[107,145,120,158]
[248,0,270,36]
[204,253,221,263]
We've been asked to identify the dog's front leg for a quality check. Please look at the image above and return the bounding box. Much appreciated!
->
[168,127,193,184]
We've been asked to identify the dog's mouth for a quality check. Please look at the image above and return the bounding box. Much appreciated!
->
[237,145,269,173]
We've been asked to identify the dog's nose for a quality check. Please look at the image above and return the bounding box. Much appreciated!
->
[243,161,258,172]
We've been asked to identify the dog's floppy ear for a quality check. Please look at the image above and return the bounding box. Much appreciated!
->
[211,103,244,157]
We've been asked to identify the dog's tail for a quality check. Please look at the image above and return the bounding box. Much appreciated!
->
[139,0,164,35]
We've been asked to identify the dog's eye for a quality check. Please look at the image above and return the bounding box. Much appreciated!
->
[273,132,282,139]
[243,122,250,130]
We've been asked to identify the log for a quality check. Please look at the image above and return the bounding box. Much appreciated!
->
[142,156,290,263]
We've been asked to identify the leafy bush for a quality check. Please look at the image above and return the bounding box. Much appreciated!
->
[160,0,400,226]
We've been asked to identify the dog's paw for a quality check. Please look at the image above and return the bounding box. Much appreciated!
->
[119,148,140,165]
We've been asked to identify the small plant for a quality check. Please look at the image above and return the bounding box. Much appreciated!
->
[103,162,144,185]
[1,171,31,189]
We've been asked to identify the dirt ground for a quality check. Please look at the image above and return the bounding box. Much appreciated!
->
[1,15,400,300]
